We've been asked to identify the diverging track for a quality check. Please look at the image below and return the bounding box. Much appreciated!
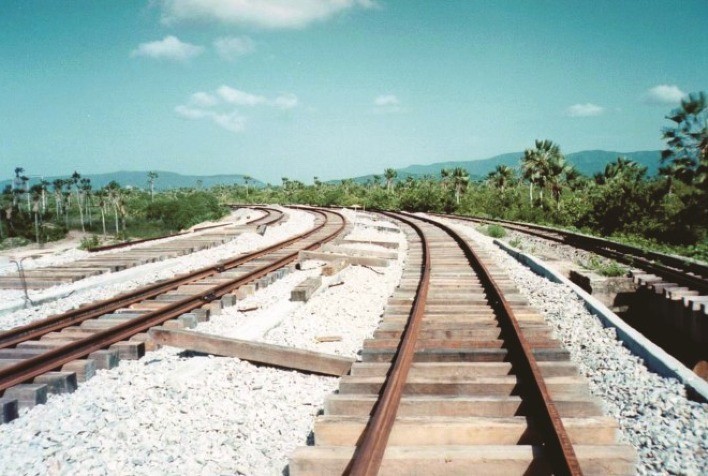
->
[291,211,636,475]
[0,208,344,421]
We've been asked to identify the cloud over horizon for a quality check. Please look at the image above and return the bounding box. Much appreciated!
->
[158,0,377,29]
[644,84,687,105]
[131,35,204,62]
[565,103,605,117]
[175,85,299,132]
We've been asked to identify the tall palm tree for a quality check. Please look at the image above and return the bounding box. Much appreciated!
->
[662,91,707,191]
[52,179,64,219]
[440,168,451,191]
[521,139,563,205]
[451,167,469,205]
[71,171,85,232]
[80,178,93,228]
[384,168,397,192]
[486,165,515,195]
[243,175,252,197]
[147,171,158,201]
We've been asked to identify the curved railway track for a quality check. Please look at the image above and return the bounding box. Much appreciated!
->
[439,213,708,295]
[0,207,344,405]
[291,210,635,475]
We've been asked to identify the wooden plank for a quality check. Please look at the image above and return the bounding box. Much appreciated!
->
[291,276,322,302]
[314,415,620,446]
[289,445,637,476]
[298,250,389,268]
[148,327,353,376]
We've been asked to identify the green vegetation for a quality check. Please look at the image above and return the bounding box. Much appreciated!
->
[0,170,229,247]
[480,224,507,238]
[579,255,627,277]
[2,92,705,261]
[79,234,101,250]
[215,91,706,261]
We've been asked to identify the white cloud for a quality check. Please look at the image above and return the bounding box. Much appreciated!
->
[175,105,211,119]
[213,36,255,61]
[565,103,605,117]
[644,84,687,105]
[373,94,403,114]
[175,105,247,133]
[374,94,399,107]
[130,35,204,62]
[217,85,266,106]
[211,110,247,132]
[158,0,376,29]
[175,85,299,133]
[273,93,299,110]
[189,91,219,107]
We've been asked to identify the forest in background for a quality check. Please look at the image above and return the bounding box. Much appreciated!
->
[1,92,705,260]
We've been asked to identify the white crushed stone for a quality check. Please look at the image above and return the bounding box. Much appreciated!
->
[433,214,708,476]
[0,213,406,476]
[0,207,313,331]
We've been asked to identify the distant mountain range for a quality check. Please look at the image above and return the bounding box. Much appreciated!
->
[342,150,662,184]
[0,171,262,192]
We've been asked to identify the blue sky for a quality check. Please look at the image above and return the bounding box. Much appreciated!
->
[1,1,706,184]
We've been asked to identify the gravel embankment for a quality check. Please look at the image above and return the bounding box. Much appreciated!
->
[0,210,405,476]
[440,216,708,476]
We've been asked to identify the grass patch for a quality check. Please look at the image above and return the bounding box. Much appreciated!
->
[484,224,507,238]
[579,255,627,277]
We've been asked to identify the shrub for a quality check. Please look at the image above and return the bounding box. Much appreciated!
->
[485,224,507,238]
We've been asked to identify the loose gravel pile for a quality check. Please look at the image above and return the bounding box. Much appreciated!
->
[0,211,405,476]
[441,216,708,476]
[0,207,313,331]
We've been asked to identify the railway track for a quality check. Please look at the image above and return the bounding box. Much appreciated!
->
[0,207,344,419]
[441,214,708,295]
[291,211,635,475]
[0,207,283,291]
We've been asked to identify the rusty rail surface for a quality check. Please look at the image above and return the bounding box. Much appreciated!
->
[0,207,344,394]
[348,210,581,476]
[438,213,708,294]
[0,207,320,350]
[347,211,430,475]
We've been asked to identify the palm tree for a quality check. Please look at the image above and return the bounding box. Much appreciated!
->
[372,175,381,188]
[80,178,93,228]
[243,175,252,197]
[487,165,515,195]
[105,181,122,234]
[96,190,108,236]
[52,179,64,218]
[440,168,451,191]
[521,139,563,205]
[662,91,707,191]
[147,171,158,201]
[384,168,397,192]
[12,167,24,206]
[71,171,85,232]
[451,167,469,205]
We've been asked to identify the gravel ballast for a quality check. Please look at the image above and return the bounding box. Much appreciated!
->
[0,210,405,476]
[437,215,708,476]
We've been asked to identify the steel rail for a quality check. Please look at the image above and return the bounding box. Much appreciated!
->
[402,211,582,475]
[350,210,581,475]
[347,211,430,476]
[439,213,708,294]
[0,208,345,394]
[0,207,306,349]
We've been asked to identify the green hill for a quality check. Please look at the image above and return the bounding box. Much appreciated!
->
[343,150,661,184]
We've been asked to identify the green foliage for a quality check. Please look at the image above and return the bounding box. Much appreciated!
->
[579,255,627,277]
[144,191,227,232]
[79,234,101,250]
[483,224,507,238]
[0,236,31,250]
